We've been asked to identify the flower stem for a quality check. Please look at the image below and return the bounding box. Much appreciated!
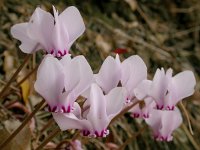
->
[35,127,61,150]
[0,54,31,100]
[0,99,45,148]
[40,118,55,134]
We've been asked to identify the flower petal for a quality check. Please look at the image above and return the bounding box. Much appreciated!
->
[63,56,93,106]
[149,68,172,106]
[53,112,90,131]
[166,71,196,106]
[52,6,69,53]
[134,80,152,100]
[145,109,162,136]
[87,84,108,133]
[10,23,40,53]
[59,6,85,48]
[105,87,127,120]
[95,55,121,94]
[159,107,183,141]
[121,55,147,98]
[129,104,141,118]
[61,54,79,93]
[27,7,54,51]
[34,55,64,107]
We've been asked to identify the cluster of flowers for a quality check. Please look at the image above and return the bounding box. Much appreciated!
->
[11,6,196,142]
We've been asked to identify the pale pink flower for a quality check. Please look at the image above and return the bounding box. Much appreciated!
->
[129,98,155,119]
[95,54,121,94]
[95,55,147,103]
[11,6,85,57]
[134,68,196,110]
[34,54,93,113]
[145,107,183,141]
[53,83,127,137]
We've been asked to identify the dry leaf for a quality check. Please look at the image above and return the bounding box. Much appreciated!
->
[17,69,30,104]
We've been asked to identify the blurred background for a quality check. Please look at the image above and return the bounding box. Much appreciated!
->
[0,0,200,149]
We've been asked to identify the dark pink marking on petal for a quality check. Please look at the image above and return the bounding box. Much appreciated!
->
[94,131,100,137]
[156,104,164,110]
[166,105,174,111]
[58,50,62,57]
[160,136,167,141]
[64,50,67,55]
[52,106,57,112]
[50,50,54,54]
[143,114,149,118]
[61,106,67,113]
[133,113,140,118]
[67,105,71,113]
[82,130,90,136]
[153,134,158,140]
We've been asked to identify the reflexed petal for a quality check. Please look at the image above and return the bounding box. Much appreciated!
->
[105,87,127,120]
[149,68,171,106]
[63,56,93,106]
[34,55,64,106]
[62,56,80,92]
[52,6,69,53]
[95,55,121,94]
[53,112,90,131]
[10,23,40,53]
[27,7,54,51]
[59,6,85,48]
[142,100,155,118]
[145,109,162,135]
[166,71,196,106]
[72,102,82,119]
[71,56,93,96]
[87,84,108,133]
[159,108,183,141]
[134,80,152,100]
[121,57,131,86]
[121,55,147,98]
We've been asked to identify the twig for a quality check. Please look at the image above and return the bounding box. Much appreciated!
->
[35,127,61,150]
[181,124,200,150]
[0,79,20,92]
[119,125,147,150]
[16,64,39,87]
[179,102,194,135]
[40,118,55,134]
[0,54,31,100]
[0,99,45,148]
[93,17,171,58]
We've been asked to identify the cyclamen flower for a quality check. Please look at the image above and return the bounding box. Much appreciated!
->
[129,99,155,119]
[95,54,147,102]
[11,6,85,57]
[34,54,93,113]
[134,68,196,110]
[145,107,183,141]
[53,84,127,137]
